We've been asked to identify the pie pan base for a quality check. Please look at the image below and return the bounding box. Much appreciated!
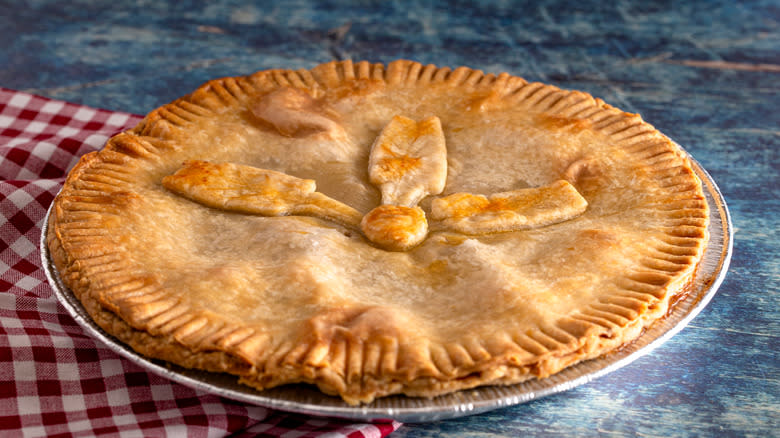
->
[41,153,731,423]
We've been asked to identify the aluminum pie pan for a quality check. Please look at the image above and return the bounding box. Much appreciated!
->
[41,155,731,423]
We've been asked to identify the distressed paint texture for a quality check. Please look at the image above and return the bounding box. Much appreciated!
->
[1,0,777,436]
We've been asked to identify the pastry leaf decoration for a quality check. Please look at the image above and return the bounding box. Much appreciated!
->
[164,115,588,251]
[368,115,448,207]
[162,161,363,229]
[430,180,588,235]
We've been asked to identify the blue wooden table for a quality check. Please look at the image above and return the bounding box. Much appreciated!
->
[3,1,777,436]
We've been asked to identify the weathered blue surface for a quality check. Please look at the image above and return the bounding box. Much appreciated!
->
[2,0,778,436]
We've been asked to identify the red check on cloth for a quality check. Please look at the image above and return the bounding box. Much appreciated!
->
[0,87,401,437]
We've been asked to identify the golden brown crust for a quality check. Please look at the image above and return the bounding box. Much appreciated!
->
[48,59,709,405]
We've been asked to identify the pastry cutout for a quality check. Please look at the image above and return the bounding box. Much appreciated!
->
[164,116,587,250]
[367,115,447,207]
[430,180,588,234]
[360,205,428,251]
[361,115,446,249]
[162,160,363,229]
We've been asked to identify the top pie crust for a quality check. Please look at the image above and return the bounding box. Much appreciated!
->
[47,60,709,405]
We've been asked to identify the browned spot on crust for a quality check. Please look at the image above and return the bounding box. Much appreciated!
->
[464,90,504,113]
[438,191,545,219]
[536,113,592,132]
[375,152,422,180]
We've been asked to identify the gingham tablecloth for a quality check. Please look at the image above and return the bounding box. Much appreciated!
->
[0,87,401,437]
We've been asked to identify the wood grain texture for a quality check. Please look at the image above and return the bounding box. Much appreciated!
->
[1,0,777,436]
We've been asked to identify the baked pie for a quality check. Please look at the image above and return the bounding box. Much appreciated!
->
[47,60,709,405]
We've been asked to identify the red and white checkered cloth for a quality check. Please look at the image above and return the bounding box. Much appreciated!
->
[0,87,401,437]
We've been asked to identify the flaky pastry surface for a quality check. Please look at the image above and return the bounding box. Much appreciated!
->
[47,60,709,405]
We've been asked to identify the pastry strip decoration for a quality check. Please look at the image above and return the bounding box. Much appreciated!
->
[164,115,587,251]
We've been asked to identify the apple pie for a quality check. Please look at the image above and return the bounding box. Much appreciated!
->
[47,60,709,405]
